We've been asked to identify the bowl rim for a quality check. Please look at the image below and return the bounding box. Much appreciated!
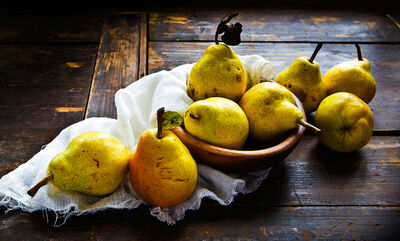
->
[173,92,306,157]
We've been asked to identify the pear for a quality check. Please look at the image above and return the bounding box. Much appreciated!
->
[184,97,249,149]
[315,92,374,152]
[322,44,377,103]
[239,82,320,145]
[187,43,247,102]
[129,108,197,208]
[28,131,132,197]
[275,43,326,113]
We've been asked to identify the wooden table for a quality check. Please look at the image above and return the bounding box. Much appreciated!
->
[1,7,399,240]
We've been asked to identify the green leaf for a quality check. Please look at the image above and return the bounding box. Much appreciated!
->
[162,111,183,129]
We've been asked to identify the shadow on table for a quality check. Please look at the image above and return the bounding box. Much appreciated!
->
[311,141,364,176]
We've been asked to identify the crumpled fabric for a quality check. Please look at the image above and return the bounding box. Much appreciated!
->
[0,55,274,226]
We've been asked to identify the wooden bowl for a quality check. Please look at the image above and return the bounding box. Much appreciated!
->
[172,94,306,173]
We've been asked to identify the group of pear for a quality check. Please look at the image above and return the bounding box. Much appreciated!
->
[185,42,375,154]
[27,42,376,209]
[28,113,198,208]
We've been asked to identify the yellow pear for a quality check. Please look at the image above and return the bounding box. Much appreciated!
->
[28,131,132,197]
[129,108,197,208]
[187,43,247,102]
[315,92,374,152]
[184,97,249,149]
[239,82,320,145]
[322,44,376,103]
[275,43,326,113]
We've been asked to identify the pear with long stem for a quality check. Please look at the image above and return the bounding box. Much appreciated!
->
[275,42,326,114]
[323,43,377,103]
[129,108,197,208]
[240,82,320,146]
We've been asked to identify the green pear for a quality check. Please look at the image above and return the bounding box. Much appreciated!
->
[315,92,374,152]
[129,108,197,208]
[28,131,132,197]
[239,82,320,145]
[322,44,377,103]
[275,43,326,113]
[184,97,249,149]
[187,43,247,102]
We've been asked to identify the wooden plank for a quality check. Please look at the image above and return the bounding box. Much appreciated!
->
[1,206,399,240]
[85,14,143,119]
[232,136,400,206]
[0,14,103,43]
[138,14,148,79]
[149,10,400,42]
[149,42,400,131]
[0,45,98,176]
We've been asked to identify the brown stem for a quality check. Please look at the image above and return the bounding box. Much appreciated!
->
[27,174,54,197]
[355,43,363,61]
[157,107,165,139]
[297,119,321,135]
[189,113,200,120]
[309,42,323,63]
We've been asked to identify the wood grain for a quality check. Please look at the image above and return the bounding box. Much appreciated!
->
[85,14,143,119]
[0,45,97,176]
[149,42,400,131]
[231,136,400,206]
[0,14,103,43]
[149,10,400,42]
[138,14,148,79]
[1,206,399,240]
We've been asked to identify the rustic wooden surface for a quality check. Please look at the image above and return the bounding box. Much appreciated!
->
[0,8,399,240]
[149,10,400,42]
[0,14,103,43]
[0,45,98,177]
[85,14,144,118]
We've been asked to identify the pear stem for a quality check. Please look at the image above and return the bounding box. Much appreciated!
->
[355,43,363,61]
[157,107,165,139]
[27,174,54,197]
[189,113,200,120]
[297,119,321,135]
[309,42,323,63]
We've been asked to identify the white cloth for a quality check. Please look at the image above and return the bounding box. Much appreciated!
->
[0,55,274,226]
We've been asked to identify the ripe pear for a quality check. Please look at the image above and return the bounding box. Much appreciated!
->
[239,82,320,145]
[129,108,197,208]
[275,43,326,113]
[315,92,374,153]
[322,44,376,103]
[28,131,132,197]
[187,43,247,102]
[184,97,249,149]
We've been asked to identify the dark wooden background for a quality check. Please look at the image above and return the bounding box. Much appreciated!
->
[0,5,399,240]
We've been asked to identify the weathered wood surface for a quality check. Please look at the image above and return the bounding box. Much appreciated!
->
[1,206,399,240]
[138,14,148,79]
[149,10,400,42]
[0,14,103,43]
[0,45,98,176]
[233,136,400,206]
[149,42,400,131]
[85,14,144,118]
[0,9,399,240]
